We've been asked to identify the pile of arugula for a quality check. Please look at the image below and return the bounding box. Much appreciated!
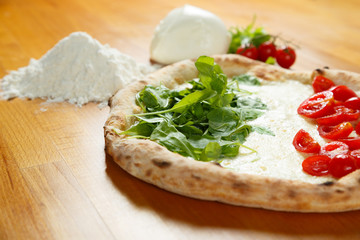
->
[121,56,274,162]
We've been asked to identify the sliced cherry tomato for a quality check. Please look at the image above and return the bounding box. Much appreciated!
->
[258,42,277,62]
[344,97,360,110]
[292,129,320,153]
[329,85,358,102]
[312,75,335,93]
[316,105,360,126]
[236,45,258,60]
[297,91,335,118]
[318,122,353,140]
[349,149,360,168]
[338,137,360,150]
[329,154,357,178]
[319,141,349,159]
[302,155,330,176]
[276,46,296,69]
[356,122,360,135]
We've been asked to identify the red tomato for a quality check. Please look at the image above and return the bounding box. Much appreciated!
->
[316,105,360,126]
[257,42,277,62]
[302,155,330,176]
[292,129,320,153]
[344,97,360,110]
[350,149,360,168]
[356,122,360,135]
[329,85,358,102]
[312,75,335,93]
[329,154,357,178]
[318,122,353,140]
[236,45,258,60]
[297,91,335,118]
[319,141,349,159]
[339,137,360,150]
[276,46,296,69]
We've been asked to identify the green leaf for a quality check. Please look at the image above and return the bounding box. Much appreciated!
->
[207,107,239,136]
[237,97,267,110]
[200,142,222,161]
[251,126,275,136]
[170,88,216,113]
[233,74,261,85]
[121,121,156,137]
[150,120,196,159]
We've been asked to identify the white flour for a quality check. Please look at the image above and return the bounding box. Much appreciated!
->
[0,32,155,107]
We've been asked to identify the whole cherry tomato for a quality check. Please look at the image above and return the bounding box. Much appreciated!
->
[329,154,357,178]
[316,105,360,126]
[318,122,353,140]
[349,149,360,168]
[257,42,277,62]
[319,141,349,159]
[312,75,335,93]
[297,91,335,118]
[344,97,360,110]
[329,85,358,102]
[236,45,258,60]
[276,46,296,69]
[339,137,360,150]
[302,155,330,176]
[292,129,320,153]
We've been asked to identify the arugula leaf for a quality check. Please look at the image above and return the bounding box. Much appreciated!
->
[200,142,222,161]
[237,97,267,110]
[251,126,275,136]
[150,120,196,159]
[121,121,156,137]
[207,107,239,137]
[233,74,261,86]
[170,88,216,113]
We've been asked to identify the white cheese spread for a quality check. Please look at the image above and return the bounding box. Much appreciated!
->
[220,80,335,183]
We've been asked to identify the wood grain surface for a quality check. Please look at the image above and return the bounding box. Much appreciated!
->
[1,0,360,239]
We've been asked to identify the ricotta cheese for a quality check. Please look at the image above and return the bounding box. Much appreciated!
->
[221,80,334,183]
[150,5,230,65]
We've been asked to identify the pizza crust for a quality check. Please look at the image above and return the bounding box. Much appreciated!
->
[104,54,360,212]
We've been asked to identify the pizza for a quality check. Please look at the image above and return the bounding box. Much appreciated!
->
[104,54,360,212]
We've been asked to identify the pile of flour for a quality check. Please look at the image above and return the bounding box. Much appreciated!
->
[0,32,155,107]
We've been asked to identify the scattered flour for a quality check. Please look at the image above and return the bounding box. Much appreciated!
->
[0,32,155,107]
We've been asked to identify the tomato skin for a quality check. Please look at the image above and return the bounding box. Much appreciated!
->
[344,97,360,110]
[319,141,349,159]
[339,137,360,150]
[356,122,360,135]
[258,42,277,62]
[312,76,335,93]
[236,45,258,60]
[318,122,353,140]
[276,46,296,69]
[297,91,335,118]
[349,149,360,168]
[292,129,321,153]
[329,154,357,178]
[302,155,330,176]
[315,106,360,126]
[329,85,358,102]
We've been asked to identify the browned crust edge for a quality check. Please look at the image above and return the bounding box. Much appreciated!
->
[104,54,360,212]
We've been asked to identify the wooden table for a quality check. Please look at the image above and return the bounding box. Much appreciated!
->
[1,0,360,239]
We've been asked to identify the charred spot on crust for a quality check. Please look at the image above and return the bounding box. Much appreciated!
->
[335,189,345,194]
[323,66,330,69]
[232,181,250,191]
[138,80,148,85]
[320,181,334,186]
[212,162,222,167]
[191,174,201,180]
[146,169,152,177]
[288,190,297,198]
[315,68,325,75]
[152,159,171,168]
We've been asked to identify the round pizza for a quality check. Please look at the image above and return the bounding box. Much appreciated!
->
[104,54,360,212]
